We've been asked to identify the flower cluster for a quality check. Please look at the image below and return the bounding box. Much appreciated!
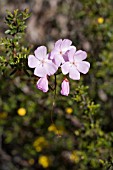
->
[28,39,90,96]
[33,136,48,152]
[38,155,50,168]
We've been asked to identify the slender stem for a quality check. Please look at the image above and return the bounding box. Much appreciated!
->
[54,74,57,95]
[50,74,57,123]
[50,74,62,137]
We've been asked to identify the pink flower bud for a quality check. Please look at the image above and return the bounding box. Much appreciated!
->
[61,78,70,96]
[36,76,48,93]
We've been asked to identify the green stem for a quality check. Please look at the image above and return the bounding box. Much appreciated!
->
[54,74,57,96]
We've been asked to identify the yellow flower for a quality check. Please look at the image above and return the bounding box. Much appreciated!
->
[65,107,73,114]
[48,124,57,132]
[97,17,104,24]
[70,151,79,163]
[48,124,64,135]
[28,158,34,165]
[38,155,50,168]
[55,128,64,136]
[35,146,42,152]
[17,108,26,116]
[33,137,48,152]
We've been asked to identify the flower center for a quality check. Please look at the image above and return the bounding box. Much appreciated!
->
[41,59,46,66]
[60,51,62,54]
[70,61,77,67]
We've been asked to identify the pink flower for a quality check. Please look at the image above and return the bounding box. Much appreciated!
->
[50,39,76,67]
[36,76,48,92]
[28,46,58,77]
[61,49,90,80]
[61,78,70,96]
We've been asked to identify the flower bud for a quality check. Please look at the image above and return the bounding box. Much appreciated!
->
[61,78,70,96]
[36,76,48,92]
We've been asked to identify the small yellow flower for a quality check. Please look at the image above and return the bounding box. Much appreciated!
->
[35,146,42,152]
[33,137,48,152]
[48,124,64,135]
[17,108,26,116]
[28,158,35,165]
[97,17,104,24]
[48,124,57,132]
[38,155,50,168]
[65,107,73,114]
[70,151,79,163]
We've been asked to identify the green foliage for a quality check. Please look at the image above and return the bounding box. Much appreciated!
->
[0,9,31,76]
[5,9,30,35]
[72,85,112,170]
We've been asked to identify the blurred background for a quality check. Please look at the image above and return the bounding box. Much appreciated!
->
[0,0,113,170]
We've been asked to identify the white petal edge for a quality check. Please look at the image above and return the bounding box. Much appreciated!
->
[61,39,72,51]
[28,55,38,68]
[61,62,70,75]
[34,65,47,77]
[77,61,90,74]
[44,61,58,76]
[55,39,62,49]
[68,48,76,62]
[34,46,47,60]
[74,50,87,62]
[69,65,80,80]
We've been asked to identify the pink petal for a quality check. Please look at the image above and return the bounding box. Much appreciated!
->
[50,49,59,60]
[53,54,64,67]
[44,61,58,76]
[61,62,70,75]
[61,39,72,51]
[47,53,50,60]
[74,50,87,62]
[34,46,47,60]
[28,55,39,68]
[36,76,48,92]
[77,61,90,74]
[61,78,70,96]
[63,52,69,62]
[34,65,46,77]
[69,65,80,80]
[55,39,62,49]
[68,45,76,51]
[68,48,76,62]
